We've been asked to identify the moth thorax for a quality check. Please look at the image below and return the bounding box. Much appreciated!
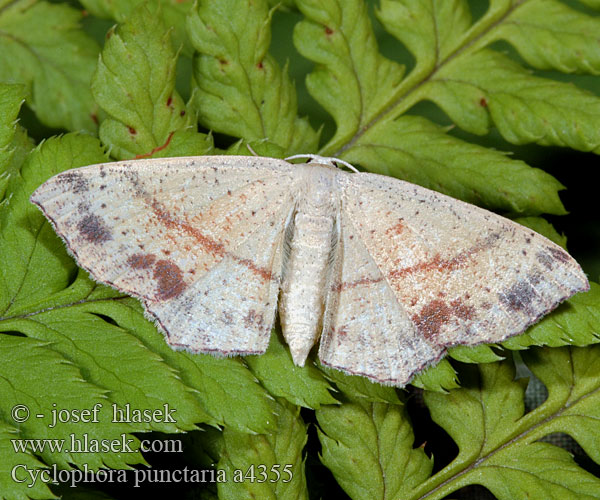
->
[299,167,338,213]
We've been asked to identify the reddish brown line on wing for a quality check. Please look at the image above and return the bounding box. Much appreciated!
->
[389,232,501,280]
[332,276,383,293]
[149,199,275,281]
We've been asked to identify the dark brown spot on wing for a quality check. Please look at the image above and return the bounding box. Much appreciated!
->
[128,253,156,269]
[412,299,452,340]
[536,251,554,270]
[77,215,112,244]
[499,278,538,313]
[59,171,89,193]
[547,246,570,264]
[243,309,265,330]
[450,298,475,321]
[413,297,477,340]
[153,259,186,300]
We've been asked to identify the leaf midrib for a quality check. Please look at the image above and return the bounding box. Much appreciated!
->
[415,354,600,500]
[330,0,528,157]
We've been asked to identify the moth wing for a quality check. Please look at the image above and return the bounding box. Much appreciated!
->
[320,207,445,385]
[31,156,298,355]
[320,172,589,385]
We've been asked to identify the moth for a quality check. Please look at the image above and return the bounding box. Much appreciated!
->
[31,155,589,386]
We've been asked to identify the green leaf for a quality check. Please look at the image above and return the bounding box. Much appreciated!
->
[0,83,24,168]
[0,1,99,132]
[522,346,600,464]
[431,49,600,151]
[91,2,204,160]
[295,0,600,217]
[188,0,318,154]
[225,139,286,159]
[245,330,338,409]
[0,83,32,201]
[513,216,568,248]
[0,419,55,500]
[217,400,309,500]
[578,0,600,8]
[410,358,459,392]
[316,401,432,500]
[413,350,600,499]
[294,0,405,153]
[319,365,402,405]
[79,0,196,56]
[491,0,600,74]
[448,344,505,364]
[86,297,280,434]
[0,336,142,471]
[342,115,566,215]
[375,0,472,76]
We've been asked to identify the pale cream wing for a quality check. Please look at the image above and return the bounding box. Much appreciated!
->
[320,171,589,385]
[320,207,445,385]
[31,156,298,355]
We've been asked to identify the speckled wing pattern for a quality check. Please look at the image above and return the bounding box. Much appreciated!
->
[31,156,298,355]
[31,155,589,387]
[320,172,589,384]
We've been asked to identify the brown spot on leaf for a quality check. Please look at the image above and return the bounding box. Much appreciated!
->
[153,260,186,300]
[77,215,112,244]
